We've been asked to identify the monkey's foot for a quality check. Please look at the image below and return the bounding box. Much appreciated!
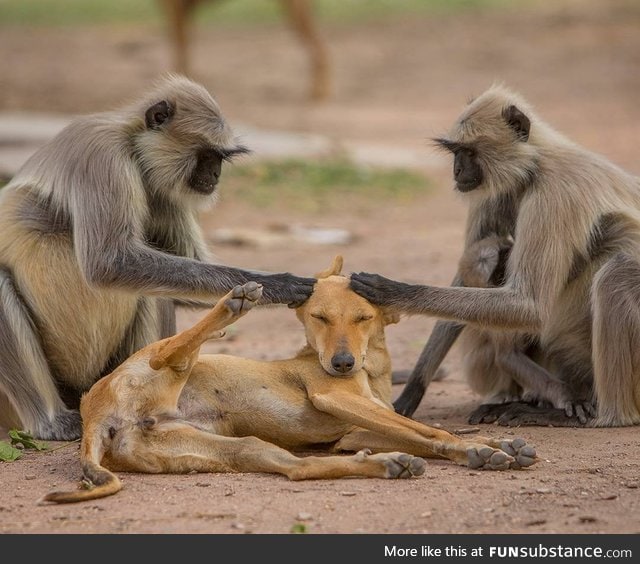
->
[35,409,82,441]
[469,401,591,427]
[362,451,426,479]
[468,402,517,424]
[224,282,263,316]
[559,400,597,425]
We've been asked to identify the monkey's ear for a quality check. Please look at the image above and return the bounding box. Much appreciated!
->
[145,100,175,130]
[503,105,530,142]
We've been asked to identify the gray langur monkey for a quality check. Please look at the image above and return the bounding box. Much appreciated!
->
[395,230,593,426]
[458,236,593,426]
[0,75,315,440]
[352,84,640,428]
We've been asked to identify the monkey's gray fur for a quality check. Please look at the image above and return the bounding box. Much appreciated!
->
[393,185,522,418]
[353,84,640,427]
[0,75,314,439]
[459,236,594,426]
[395,233,593,426]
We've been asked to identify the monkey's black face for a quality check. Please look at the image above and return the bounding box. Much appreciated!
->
[435,139,484,192]
[453,148,484,192]
[189,147,223,195]
[188,146,250,195]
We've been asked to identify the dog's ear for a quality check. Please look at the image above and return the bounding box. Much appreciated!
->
[383,311,400,325]
[314,255,344,279]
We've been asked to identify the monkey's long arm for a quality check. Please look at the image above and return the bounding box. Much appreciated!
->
[393,273,465,417]
[393,319,465,417]
[67,157,314,306]
[350,274,540,331]
[84,240,312,306]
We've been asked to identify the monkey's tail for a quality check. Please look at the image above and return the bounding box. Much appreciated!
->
[39,461,122,504]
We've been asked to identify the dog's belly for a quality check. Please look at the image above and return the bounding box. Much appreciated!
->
[179,356,355,449]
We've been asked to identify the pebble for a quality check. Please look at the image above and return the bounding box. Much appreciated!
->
[339,491,356,497]
[525,519,547,527]
[296,512,313,521]
[25,475,36,481]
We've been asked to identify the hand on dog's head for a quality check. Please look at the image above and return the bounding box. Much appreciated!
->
[295,256,399,377]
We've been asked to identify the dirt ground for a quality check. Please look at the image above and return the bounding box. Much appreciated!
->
[1,1,639,535]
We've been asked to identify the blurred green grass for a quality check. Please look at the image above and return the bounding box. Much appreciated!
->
[0,0,508,27]
[223,157,430,212]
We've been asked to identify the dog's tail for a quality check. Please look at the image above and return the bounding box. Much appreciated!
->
[41,462,121,504]
[39,423,122,504]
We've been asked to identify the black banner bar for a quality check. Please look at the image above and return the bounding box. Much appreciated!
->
[2,534,638,564]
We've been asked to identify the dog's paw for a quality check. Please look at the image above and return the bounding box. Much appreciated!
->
[496,438,538,469]
[366,451,426,479]
[466,445,515,471]
[225,282,263,315]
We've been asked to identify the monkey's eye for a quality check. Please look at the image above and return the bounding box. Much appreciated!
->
[310,312,329,323]
[217,146,251,163]
[434,138,463,154]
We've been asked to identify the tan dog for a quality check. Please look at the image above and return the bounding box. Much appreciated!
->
[43,257,537,503]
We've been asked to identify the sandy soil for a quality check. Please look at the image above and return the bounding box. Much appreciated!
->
[1,1,639,534]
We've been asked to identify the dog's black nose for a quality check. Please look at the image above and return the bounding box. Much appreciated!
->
[331,352,355,373]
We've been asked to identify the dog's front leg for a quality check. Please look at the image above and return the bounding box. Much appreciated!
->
[309,390,537,470]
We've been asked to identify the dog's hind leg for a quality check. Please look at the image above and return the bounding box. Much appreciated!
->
[149,282,263,371]
[108,420,425,480]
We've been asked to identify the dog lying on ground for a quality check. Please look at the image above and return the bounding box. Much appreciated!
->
[43,257,537,503]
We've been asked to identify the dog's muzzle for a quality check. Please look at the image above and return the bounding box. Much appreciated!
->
[331,352,355,374]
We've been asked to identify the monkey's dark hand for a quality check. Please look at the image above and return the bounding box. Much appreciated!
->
[350,272,412,307]
[249,272,316,308]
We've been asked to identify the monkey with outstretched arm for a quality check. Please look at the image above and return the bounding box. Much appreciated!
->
[355,85,640,427]
[0,75,314,440]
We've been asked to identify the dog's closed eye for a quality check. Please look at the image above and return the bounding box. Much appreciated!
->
[310,312,329,323]
[355,314,374,323]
